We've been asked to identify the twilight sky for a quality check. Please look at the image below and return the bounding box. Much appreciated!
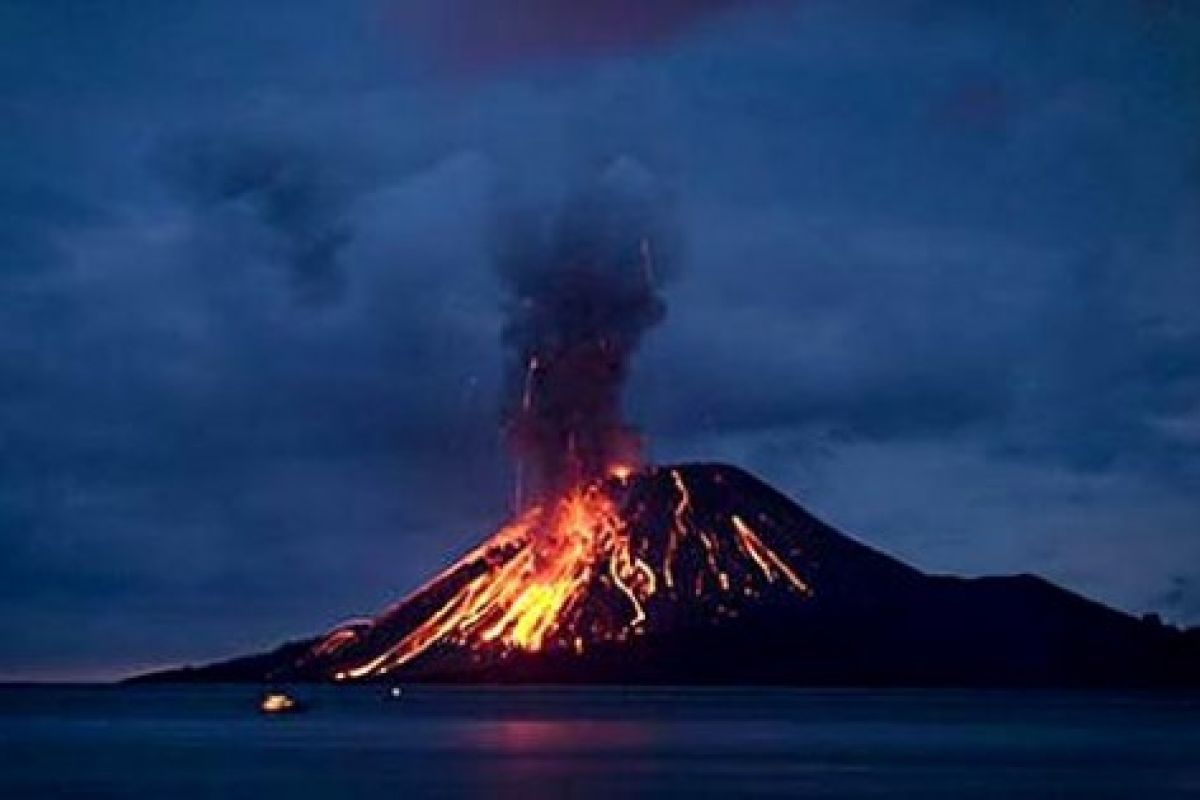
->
[2,0,1198,680]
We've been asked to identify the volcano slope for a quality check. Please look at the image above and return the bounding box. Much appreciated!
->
[136,463,1200,687]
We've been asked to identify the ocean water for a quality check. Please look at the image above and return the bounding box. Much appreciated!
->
[1,685,1197,798]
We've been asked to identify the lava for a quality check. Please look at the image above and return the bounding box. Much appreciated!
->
[312,467,814,681]
[731,515,810,593]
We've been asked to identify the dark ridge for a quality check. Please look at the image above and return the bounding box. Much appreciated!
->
[128,638,317,685]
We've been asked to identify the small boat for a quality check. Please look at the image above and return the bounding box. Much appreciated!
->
[259,691,303,715]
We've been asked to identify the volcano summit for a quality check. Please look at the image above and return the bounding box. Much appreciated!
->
[140,462,1200,687]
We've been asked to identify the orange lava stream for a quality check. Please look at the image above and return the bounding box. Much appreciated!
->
[338,486,645,677]
[664,469,691,588]
[323,472,812,679]
[731,515,811,594]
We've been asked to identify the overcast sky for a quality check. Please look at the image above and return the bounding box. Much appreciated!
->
[2,0,1198,680]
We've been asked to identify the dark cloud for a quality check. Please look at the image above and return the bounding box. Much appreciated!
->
[384,0,770,71]
[994,251,1200,476]
[156,135,354,305]
[1160,574,1200,620]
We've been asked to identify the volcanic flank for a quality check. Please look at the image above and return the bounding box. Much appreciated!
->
[133,163,1200,688]
[302,462,815,682]
[139,461,1200,687]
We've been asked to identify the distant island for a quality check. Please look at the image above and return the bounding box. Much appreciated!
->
[133,463,1200,688]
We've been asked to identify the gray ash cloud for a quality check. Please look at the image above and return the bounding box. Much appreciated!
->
[496,159,676,499]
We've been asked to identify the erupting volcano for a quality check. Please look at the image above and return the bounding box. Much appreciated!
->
[302,465,814,681]
[295,161,817,682]
[136,164,1200,688]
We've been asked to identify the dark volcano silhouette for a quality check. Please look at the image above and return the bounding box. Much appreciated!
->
[134,463,1200,687]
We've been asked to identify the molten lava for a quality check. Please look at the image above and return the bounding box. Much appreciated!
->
[309,466,813,681]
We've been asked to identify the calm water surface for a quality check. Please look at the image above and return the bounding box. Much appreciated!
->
[1,685,1197,798]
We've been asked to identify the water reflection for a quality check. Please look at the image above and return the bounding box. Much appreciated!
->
[460,718,658,752]
[447,719,668,798]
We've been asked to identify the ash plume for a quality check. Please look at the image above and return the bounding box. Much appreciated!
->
[497,160,676,502]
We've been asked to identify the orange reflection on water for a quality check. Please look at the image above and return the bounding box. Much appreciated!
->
[462,719,657,754]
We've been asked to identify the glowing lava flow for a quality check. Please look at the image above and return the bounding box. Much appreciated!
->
[328,485,644,678]
[314,468,814,680]
[731,515,810,593]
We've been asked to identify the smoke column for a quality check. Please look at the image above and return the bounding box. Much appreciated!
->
[497,159,675,503]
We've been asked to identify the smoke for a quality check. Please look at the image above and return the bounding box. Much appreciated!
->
[497,158,676,500]
[384,0,764,71]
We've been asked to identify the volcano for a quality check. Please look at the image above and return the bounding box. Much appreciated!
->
[132,171,1199,687]
[138,462,1200,687]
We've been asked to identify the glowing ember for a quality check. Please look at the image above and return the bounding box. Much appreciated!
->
[609,463,634,482]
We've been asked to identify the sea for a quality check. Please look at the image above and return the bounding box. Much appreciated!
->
[1,685,1197,798]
